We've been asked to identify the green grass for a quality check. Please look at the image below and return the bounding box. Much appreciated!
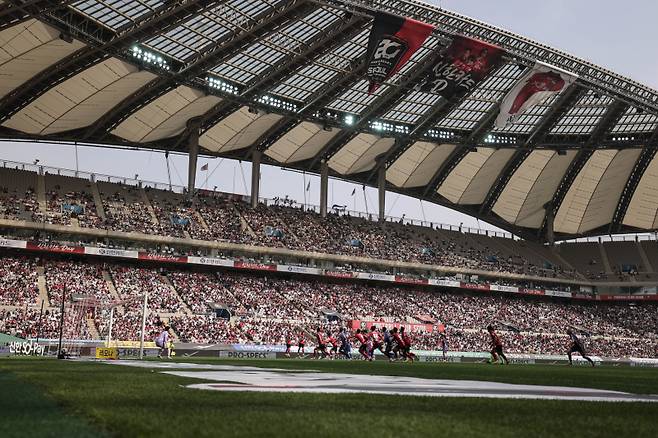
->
[1,357,657,437]
[0,363,105,438]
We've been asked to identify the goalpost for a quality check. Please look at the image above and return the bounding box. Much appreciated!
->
[56,289,127,359]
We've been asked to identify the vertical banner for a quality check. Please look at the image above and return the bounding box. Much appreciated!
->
[496,61,577,128]
[414,36,503,98]
[365,12,434,93]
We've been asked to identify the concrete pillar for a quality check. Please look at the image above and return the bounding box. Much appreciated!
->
[187,127,199,198]
[250,150,261,209]
[320,161,329,217]
[545,206,555,246]
[378,165,386,222]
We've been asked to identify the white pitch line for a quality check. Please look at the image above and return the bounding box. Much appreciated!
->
[107,361,658,402]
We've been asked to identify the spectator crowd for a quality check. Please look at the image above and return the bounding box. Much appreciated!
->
[1,254,655,358]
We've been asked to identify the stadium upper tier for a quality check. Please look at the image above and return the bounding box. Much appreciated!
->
[2,165,658,284]
[1,0,658,240]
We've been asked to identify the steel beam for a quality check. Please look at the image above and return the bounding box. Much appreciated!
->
[421,106,499,198]
[307,40,445,171]
[478,85,586,215]
[86,0,310,140]
[0,0,75,31]
[320,161,329,217]
[316,0,658,113]
[608,125,658,233]
[540,100,629,237]
[0,0,224,124]
[251,150,262,208]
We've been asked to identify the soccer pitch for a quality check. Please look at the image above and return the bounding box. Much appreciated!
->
[1,357,657,437]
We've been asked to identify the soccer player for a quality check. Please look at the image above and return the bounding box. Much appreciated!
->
[297,333,306,357]
[338,327,352,359]
[313,327,328,359]
[382,327,393,360]
[439,333,448,361]
[391,327,405,361]
[354,329,369,360]
[369,326,384,360]
[327,332,339,358]
[487,325,509,365]
[400,327,416,362]
[156,325,172,359]
[567,329,595,367]
[284,332,292,358]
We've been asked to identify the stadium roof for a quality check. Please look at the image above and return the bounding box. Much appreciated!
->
[1,0,658,241]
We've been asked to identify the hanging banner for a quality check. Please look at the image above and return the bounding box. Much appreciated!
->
[365,11,434,93]
[496,61,577,128]
[414,35,503,98]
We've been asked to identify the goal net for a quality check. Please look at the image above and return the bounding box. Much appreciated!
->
[58,294,124,358]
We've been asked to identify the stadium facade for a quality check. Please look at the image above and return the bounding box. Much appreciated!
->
[0,0,657,243]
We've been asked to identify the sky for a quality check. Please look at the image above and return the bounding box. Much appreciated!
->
[1,0,657,234]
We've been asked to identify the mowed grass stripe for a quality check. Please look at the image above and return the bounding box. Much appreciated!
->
[0,368,106,438]
[2,358,658,437]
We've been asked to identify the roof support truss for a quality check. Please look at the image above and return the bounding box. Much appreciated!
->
[479,85,586,215]
[0,0,225,124]
[85,0,311,140]
[421,105,499,198]
[608,125,658,233]
[308,38,446,170]
[540,99,629,237]
[0,0,74,31]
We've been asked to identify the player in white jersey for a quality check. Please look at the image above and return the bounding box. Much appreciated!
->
[156,326,172,359]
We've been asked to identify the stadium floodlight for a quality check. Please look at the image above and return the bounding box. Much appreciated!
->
[344,114,354,125]
[257,95,297,112]
[205,76,238,95]
[131,45,170,71]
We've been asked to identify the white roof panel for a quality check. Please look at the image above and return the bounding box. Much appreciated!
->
[458,148,516,205]
[328,133,394,175]
[494,150,577,228]
[0,20,85,99]
[265,121,340,163]
[112,85,221,142]
[438,148,494,204]
[200,107,283,153]
[4,58,156,134]
[623,151,658,229]
[387,142,456,188]
[554,150,616,234]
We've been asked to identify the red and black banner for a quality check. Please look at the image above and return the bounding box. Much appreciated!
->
[414,36,503,98]
[365,12,434,93]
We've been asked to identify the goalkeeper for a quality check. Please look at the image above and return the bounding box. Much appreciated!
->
[155,326,173,359]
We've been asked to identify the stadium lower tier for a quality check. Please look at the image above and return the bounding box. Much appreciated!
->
[0,252,656,358]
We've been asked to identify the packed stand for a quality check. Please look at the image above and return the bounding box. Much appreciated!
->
[168,271,241,314]
[44,260,111,306]
[0,256,38,306]
[109,266,182,313]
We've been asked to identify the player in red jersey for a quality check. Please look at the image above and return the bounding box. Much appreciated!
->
[284,332,292,358]
[369,326,384,360]
[391,327,405,361]
[297,333,306,357]
[354,329,369,360]
[400,327,416,362]
[313,327,328,359]
[327,332,339,359]
[487,325,509,365]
